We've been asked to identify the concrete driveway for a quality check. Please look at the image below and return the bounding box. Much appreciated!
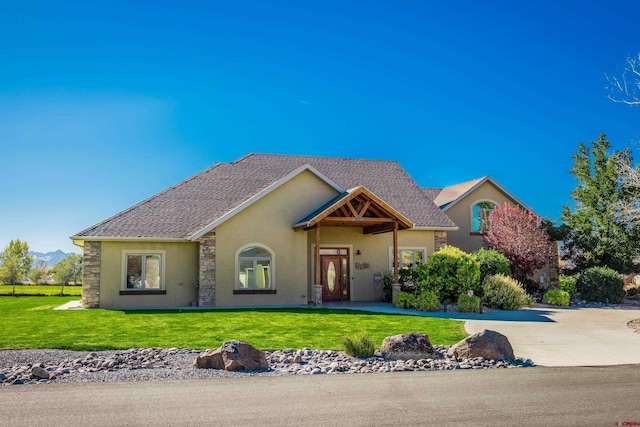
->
[466,306,640,366]
[324,301,640,367]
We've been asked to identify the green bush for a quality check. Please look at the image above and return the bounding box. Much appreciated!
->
[473,248,511,284]
[576,267,625,304]
[382,271,394,302]
[418,246,480,303]
[559,275,577,295]
[482,274,534,310]
[394,291,417,309]
[542,289,570,306]
[457,293,481,313]
[415,291,441,311]
[342,332,375,357]
[399,268,420,292]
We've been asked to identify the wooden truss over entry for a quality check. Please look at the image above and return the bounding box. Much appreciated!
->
[293,186,413,234]
[294,186,414,290]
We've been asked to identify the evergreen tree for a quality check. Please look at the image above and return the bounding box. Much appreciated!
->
[561,133,640,273]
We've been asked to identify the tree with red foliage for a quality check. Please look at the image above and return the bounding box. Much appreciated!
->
[484,203,554,283]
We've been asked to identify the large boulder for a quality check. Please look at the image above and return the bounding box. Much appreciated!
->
[450,330,514,360]
[380,332,435,360]
[193,340,269,371]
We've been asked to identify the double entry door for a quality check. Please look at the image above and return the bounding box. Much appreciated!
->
[320,248,350,301]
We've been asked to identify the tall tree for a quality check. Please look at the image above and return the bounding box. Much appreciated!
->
[561,134,640,273]
[53,254,82,296]
[0,240,33,295]
[606,52,640,106]
[605,52,640,230]
[28,260,47,285]
[484,203,554,283]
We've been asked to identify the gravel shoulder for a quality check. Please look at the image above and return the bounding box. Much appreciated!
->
[0,346,532,386]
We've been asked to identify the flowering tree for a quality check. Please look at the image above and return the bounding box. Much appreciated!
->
[484,203,554,283]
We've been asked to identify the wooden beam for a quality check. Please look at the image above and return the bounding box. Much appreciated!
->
[315,226,321,285]
[322,217,394,224]
[393,221,399,284]
[358,200,372,217]
[363,223,396,234]
[339,206,350,217]
[346,200,359,217]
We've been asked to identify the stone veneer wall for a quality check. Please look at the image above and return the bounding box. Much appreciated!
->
[198,232,216,307]
[549,241,560,286]
[82,241,101,308]
[434,231,447,251]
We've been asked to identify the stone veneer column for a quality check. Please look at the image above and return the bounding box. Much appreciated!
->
[434,231,447,251]
[82,241,101,308]
[549,241,560,287]
[198,232,216,307]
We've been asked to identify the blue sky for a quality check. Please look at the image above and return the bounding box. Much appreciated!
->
[1,1,639,253]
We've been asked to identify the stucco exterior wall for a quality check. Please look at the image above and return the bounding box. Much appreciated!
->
[444,181,517,253]
[98,241,199,308]
[215,170,339,307]
[306,228,436,301]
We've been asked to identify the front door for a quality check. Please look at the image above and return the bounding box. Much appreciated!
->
[320,249,349,301]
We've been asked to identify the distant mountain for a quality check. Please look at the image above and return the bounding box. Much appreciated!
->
[29,250,76,267]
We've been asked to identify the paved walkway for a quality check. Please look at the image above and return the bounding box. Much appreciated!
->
[324,301,640,367]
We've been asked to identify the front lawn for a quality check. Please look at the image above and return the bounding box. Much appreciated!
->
[0,285,82,296]
[0,297,467,351]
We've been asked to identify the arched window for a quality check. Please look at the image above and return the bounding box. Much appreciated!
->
[472,201,495,232]
[237,245,273,289]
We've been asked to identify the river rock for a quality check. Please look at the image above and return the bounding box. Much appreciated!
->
[449,330,514,360]
[193,340,268,371]
[380,332,434,360]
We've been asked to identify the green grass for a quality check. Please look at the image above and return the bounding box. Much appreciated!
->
[0,285,82,296]
[0,297,467,351]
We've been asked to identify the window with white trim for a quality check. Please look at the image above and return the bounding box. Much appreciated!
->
[123,252,164,291]
[472,201,495,232]
[389,247,426,271]
[237,246,273,289]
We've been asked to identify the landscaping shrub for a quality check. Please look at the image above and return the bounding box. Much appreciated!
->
[542,290,570,306]
[394,291,417,309]
[558,275,577,295]
[473,248,511,284]
[418,246,480,303]
[576,267,625,304]
[457,293,481,313]
[342,332,375,357]
[382,272,394,302]
[482,274,534,310]
[415,291,440,312]
[399,268,420,293]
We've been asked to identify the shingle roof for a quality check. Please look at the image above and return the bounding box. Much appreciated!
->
[73,153,456,240]
[421,187,442,202]
[430,177,486,209]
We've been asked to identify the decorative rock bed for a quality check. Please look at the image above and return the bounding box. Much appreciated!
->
[0,345,534,386]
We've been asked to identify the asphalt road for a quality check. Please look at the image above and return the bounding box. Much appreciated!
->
[2,366,639,426]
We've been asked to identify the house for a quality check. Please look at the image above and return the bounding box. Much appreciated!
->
[72,154,458,309]
[72,154,555,309]
[423,176,559,286]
